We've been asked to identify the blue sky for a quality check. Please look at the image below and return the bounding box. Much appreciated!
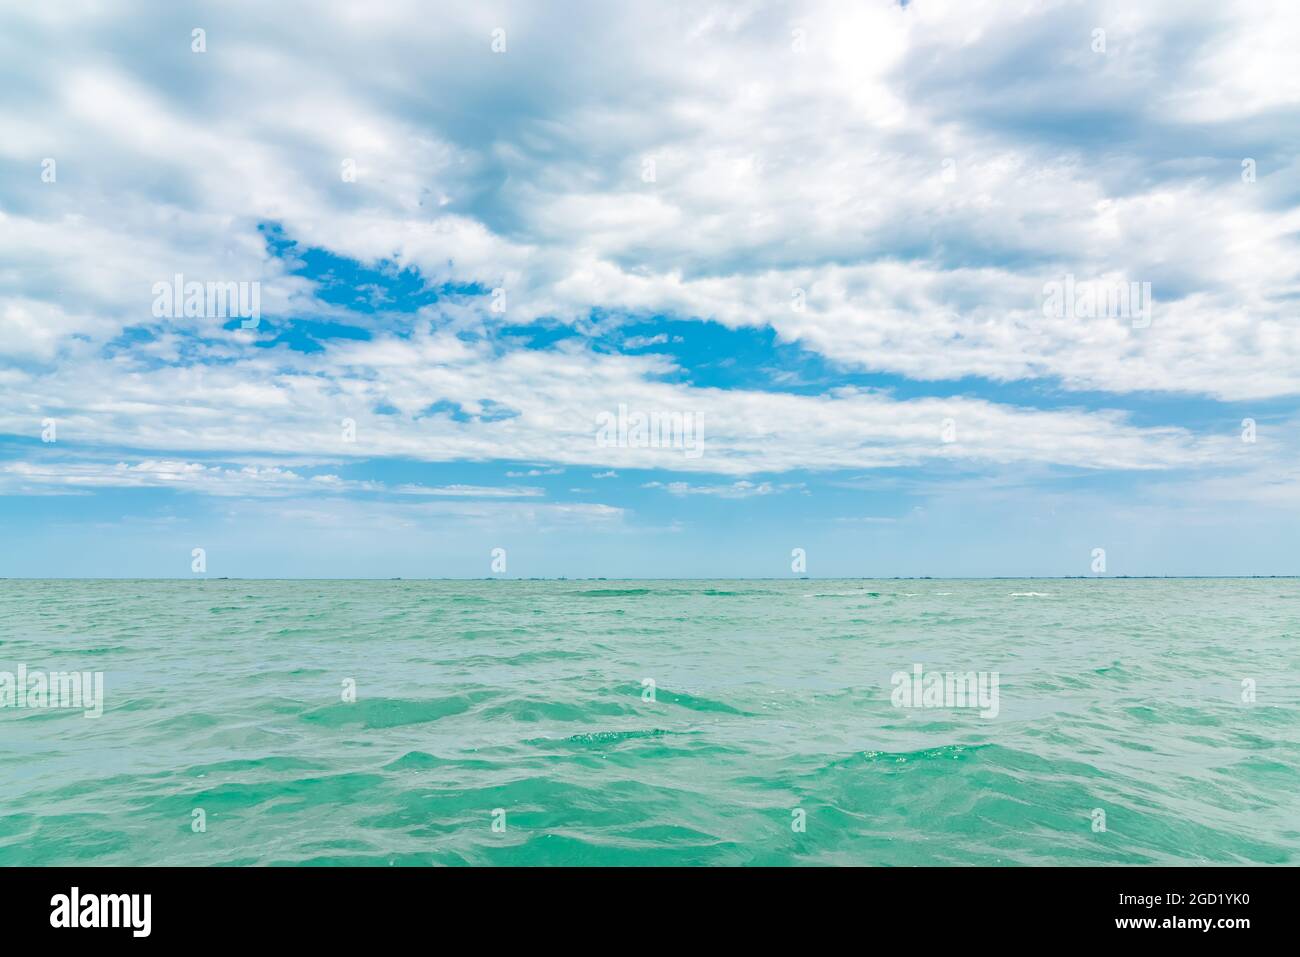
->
[1,0,1298,577]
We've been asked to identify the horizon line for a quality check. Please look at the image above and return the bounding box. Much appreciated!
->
[2,576,1297,582]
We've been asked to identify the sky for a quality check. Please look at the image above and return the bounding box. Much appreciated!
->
[1,0,1298,578]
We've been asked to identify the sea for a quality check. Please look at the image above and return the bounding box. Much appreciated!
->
[1,578,1296,865]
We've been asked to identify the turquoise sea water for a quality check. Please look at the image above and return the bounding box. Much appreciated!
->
[1,578,1296,866]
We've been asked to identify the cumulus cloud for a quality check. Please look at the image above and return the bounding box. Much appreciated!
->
[0,327,1225,475]
[0,0,1294,496]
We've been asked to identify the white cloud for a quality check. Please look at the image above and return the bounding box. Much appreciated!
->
[0,328,1227,475]
[0,459,543,501]
[643,480,804,498]
[0,0,1294,489]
